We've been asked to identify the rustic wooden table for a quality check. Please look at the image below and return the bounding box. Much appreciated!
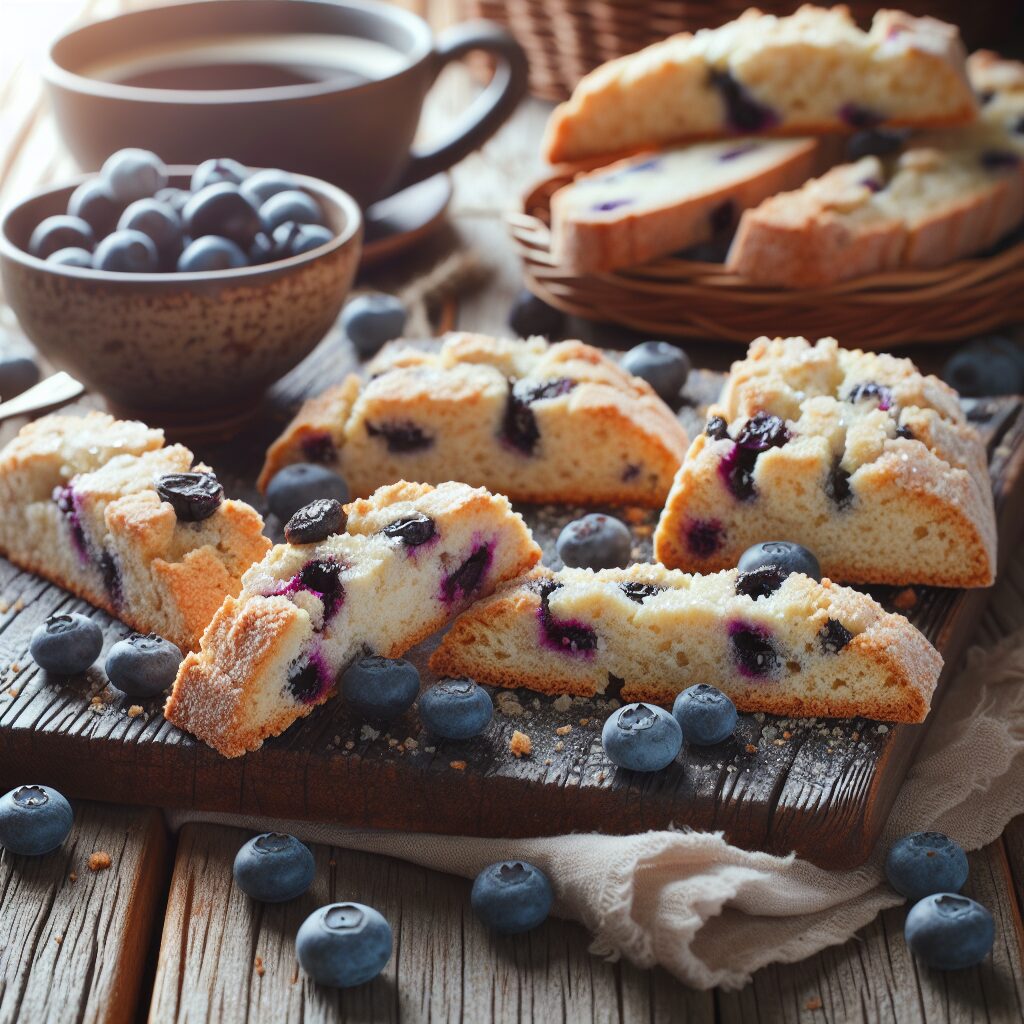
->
[2,2,1024,1022]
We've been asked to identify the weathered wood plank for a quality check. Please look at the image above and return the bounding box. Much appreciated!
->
[0,800,168,1024]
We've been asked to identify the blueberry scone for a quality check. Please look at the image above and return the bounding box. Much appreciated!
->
[259,333,689,507]
[0,412,270,651]
[165,481,541,756]
[543,6,975,164]
[653,337,996,588]
[549,138,822,273]
[429,563,943,723]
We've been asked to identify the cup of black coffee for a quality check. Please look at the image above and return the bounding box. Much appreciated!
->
[45,0,528,207]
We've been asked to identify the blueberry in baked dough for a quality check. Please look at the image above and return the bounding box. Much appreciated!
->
[184,183,262,247]
[419,680,493,739]
[47,247,93,268]
[29,215,95,259]
[885,832,968,903]
[904,894,993,971]
[105,633,182,698]
[266,463,350,522]
[94,229,159,273]
[118,198,183,265]
[240,169,299,208]
[602,703,682,772]
[507,288,565,339]
[0,354,41,398]
[341,656,420,722]
[259,189,325,232]
[0,785,73,856]
[191,157,248,192]
[155,471,224,522]
[943,337,1024,397]
[233,832,315,902]
[737,541,821,582]
[296,902,393,987]
[30,612,103,675]
[177,236,248,272]
[471,861,553,935]
[621,341,691,404]
[101,148,168,204]
[68,177,121,236]
[284,498,346,545]
[342,294,408,358]
[381,511,436,547]
[556,513,631,570]
[672,684,737,746]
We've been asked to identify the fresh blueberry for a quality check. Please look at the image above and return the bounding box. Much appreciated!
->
[508,289,565,339]
[259,189,325,233]
[240,168,300,207]
[67,178,121,236]
[247,232,276,264]
[272,222,334,257]
[885,832,969,902]
[419,680,493,740]
[0,785,73,855]
[183,184,262,247]
[672,684,737,746]
[28,215,94,259]
[155,471,224,521]
[118,198,183,264]
[284,498,347,544]
[471,861,553,934]
[737,541,821,582]
[105,633,182,698]
[94,229,159,273]
[602,703,682,771]
[191,157,248,192]
[341,656,420,722]
[905,894,994,970]
[297,902,393,987]
[30,612,103,675]
[47,247,93,268]
[266,463,349,521]
[943,337,1024,397]
[233,832,315,902]
[621,341,691,404]
[154,187,192,214]
[342,294,408,358]
[177,236,248,272]
[101,148,168,203]
[0,354,41,397]
[556,513,632,570]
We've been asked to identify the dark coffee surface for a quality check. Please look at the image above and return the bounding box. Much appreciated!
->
[114,60,369,91]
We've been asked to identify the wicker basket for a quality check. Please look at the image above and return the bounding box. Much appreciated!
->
[508,172,1024,350]
[461,0,1014,101]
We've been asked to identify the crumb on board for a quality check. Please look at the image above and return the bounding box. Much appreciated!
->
[127,705,143,719]
[622,507,647,525]
[360,724,380,742]
[450,760,467,771]
[54,935,62,945]
[745,743,758,754]
[892,587,917,610]
[254,956,265,977]
[0,600,9,613]
[555,725,572,736]
[552,694,573,713]
[68,872,78,884]
[404,737,418,750]
[509,731,532,758]
[88,851,112,872]
[805,996,823,1011]
[782,730,792,740]
[13,599,23,612]
[554,741,565,753]
[7,687,18,698]
[544,758,552,766]
[578,718,590,727]
[10,661,19,672]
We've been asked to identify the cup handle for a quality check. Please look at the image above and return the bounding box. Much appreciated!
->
[394,20,529,191]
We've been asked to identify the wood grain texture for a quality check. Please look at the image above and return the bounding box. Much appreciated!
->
[0,800,168,1024]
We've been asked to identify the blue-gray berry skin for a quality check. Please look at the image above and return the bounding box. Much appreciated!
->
[297,903,393,987]
[621,341,691,404]
[47,247,93,269]
[241,169,299,208]
[233,832,315,902]
[101,148,168,204]
[266,464,349,522]
[191,157,248,192]
[30,613,103,675]
[94,229,159,273]
[602,703,682,772]
[0,355,41,398]
[68,178,121,236]
[259,190,325,232]
[472,861,553,934]
[672,685,737,746]
[341,657,420,722]
[177,236,248,272]
[508,289,565,340]
[29,215,95,259]
[419,681,493,740]
[737,541,821,582]
[885,832,969,903]
[117,198,183,264]
[105,633,182,698]
[342,294,408,358]
[943,337,1024,398]
[904,894,994,970]
[0,785,73,855]
[273,222,334,257]
[184,184,262,248]
[556,514,632,570]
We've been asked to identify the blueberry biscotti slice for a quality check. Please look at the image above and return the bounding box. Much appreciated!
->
[259,333,689,507]
[0,411,270,651]
[429,563,943,723]
[549,138,822,273]
[543,6,975,164]
[653,337,996,588]
[165,481,541,757]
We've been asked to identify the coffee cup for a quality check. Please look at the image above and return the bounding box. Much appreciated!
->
[45,0,528,206]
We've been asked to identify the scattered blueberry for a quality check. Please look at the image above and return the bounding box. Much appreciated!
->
[341,656,420,722]
[105,633,182,698]
[620,341,691,404]
[0,354,41,397]
[259,189,325,232]
[240,168,299,207]
[602,703,682,771]
[29,215,95,259]
[30,612,103,675]
[67,178,121,236]
[885,832,969,902]
[233,832,315,902]
[155,471,224,521]
[266,463,349,521]
[118,198,183,264]
[297,902,393,987]
[472,861,553,934]
[943,337,1024,397]
[272,221,334,257]
[508,289,565,339]
[47,247,93,268]
[0,785,73,855]
[672,684,737,745]
[191,157,248,192]
[183,183,262,247]
[904,894,994,970]
[419,680,493,739]
[556,513,632,570]
[737,541,821,582]
[177,235,248,272]
[94,229,159,273]
[342,294,408,358]
[284,498,346,544]
[101,148,168,203]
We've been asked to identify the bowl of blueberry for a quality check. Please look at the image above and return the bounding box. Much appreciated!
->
[0,147,361,428]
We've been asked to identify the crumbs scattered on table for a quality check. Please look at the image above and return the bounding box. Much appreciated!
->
[496,691,525,717]
[544,758,552,766]
[88,851,112,872]
[745,743,758,754]
[578,717,590,727]
[68,871,77,883]
[345,739,355,751]
[54,934,62,945]
[782,730,792,740]
[805,996,823,1011]
[552,694,573,713]
[510,730,532,758]
[404,737,418,750]
[892,587,917,610]
[8,687,18,698]
[254,956,265,977]
[555,724,572,736]
[449,760,467,771]
[127,705,143,719]
[360,724,380,742]
[554,741,565,753]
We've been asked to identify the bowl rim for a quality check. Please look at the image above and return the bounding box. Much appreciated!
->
[0,165,363,284]
[43,0,433,106]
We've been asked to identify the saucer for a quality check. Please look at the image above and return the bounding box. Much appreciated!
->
[361,172,453,267]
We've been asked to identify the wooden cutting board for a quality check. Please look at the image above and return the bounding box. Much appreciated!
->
[0,331,1021,870]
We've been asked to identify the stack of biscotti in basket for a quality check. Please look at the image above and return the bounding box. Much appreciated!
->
[543,5,1024,286]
